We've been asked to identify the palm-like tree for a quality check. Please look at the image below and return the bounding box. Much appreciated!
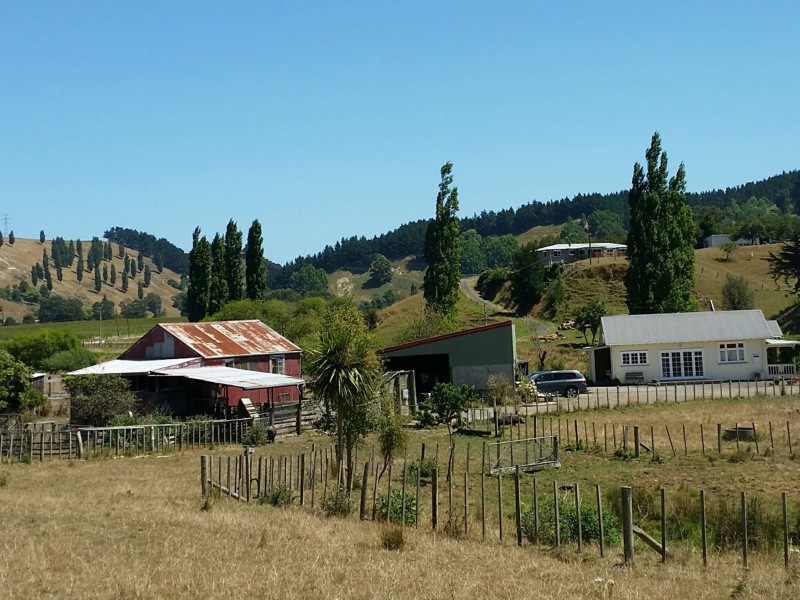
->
[305,305,381,489]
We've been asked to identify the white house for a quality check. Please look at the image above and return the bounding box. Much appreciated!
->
[586,310,798,384]
[537,242,626,265]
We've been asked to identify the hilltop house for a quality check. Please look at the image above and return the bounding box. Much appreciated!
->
[586,310,798,384]
[537,243,626,265]
[70,320,305,417]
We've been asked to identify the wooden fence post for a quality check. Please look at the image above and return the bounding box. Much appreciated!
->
[481,472,486,539]
[497,474,503,542]
[200,455,208,495]
[575,483,582,552]
[596,484,604,557]
[359,461,369,520]
[621,486,634,566]
[660,487,666,563]
[700,489,708,567]
[553,480,560,547]
[783,491,790,570]
[515,466,522,546]
[432,468,439,531]
[741,491,748,568]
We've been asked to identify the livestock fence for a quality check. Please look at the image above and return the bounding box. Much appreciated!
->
[199,445,799,569]
[0,399,320,464]
[515,378,800,416]
[476,414,800,460]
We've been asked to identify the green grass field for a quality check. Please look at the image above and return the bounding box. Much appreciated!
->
[0,316,186,344]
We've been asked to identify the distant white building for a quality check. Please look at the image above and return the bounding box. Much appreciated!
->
[537,242,626,265]
[703,234,731,248]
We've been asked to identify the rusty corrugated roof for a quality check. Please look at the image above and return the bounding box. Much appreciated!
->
[158,320,301,358]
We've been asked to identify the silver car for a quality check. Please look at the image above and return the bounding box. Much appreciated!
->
[529,370,588,398]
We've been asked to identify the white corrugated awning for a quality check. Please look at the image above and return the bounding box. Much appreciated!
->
[153,366,305,389]
[765,339,800,347]
[68,358,198,376]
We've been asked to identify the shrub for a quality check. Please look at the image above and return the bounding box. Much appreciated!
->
[521,493,621,546]
[379,524,405,550]
[377,489,417,526]
[322,485,353,517]
[40,347,96,373]
[406,457,438,479]
[259,484,294,508]
[0,472,8,488]
[243,421,268,446]
[65,374,135,426]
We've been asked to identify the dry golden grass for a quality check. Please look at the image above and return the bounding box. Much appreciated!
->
[3,398,800,600]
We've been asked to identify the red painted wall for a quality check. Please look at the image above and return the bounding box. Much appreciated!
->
[224,384,301,408]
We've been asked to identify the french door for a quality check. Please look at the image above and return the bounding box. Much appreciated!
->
[660,350,704,379]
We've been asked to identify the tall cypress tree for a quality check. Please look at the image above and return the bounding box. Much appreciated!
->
[122,271,129,293]
[624,133,696,314]
[110,264,117,286]
[8,231,14,245]
[187,227,212,321]
[143,264,151,287]
[224,219,244,301]
[245,219,267,301]
[423,162,461,316]
[208,233,229,315]
[94,265,102,292]
[137,252,144,272]
[76,254,84,282]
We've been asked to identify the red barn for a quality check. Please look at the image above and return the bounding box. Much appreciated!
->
[72,320,304,417]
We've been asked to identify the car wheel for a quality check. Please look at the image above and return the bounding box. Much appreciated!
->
[565,386,578,398]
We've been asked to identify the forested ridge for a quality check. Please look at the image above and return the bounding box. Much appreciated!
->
[105,170,799,282]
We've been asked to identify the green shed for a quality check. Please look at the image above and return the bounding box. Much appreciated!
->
[377,320,517,398]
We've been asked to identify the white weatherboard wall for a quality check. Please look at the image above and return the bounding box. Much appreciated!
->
[610,340,769,383]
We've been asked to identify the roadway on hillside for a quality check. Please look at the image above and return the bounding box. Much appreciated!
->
[459,276,552,335]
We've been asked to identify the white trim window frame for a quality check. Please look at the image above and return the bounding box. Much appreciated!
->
[272,355,285,375]
[719,342,746,363]
[660,349,704,379]
[621,351,648,366]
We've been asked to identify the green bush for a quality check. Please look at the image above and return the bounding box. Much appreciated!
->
[322,485,354,518]
[0,472,8,488]
[259,484,294,508]
[520,493,621,546]
[40,347,96,373]
[377,489,417,526]
[243,421,268,446]
[406,457,438,479]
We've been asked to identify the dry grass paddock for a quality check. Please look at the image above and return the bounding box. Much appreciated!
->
[1,453,799,600]
[3,395,800,599]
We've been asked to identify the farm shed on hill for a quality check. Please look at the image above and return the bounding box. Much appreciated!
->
[586,310,799,384]
[70,320,305,417]
[377,321,517,399]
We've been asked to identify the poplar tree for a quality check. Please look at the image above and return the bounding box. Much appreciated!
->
[76,254,84,282]
[143,264,151,287]
[8,231,14,245]
[187,227,212,321]
[94,266,102,292]
[423,162,461,316]
[208,233,229,315]
[245,219,267,301]
[137,252,144,272]
[624,133,696,314]
[224,219,244,301]
[122,271,129,293]
[110,264,117,287]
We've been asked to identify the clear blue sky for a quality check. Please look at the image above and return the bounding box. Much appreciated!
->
[1,2,798,264]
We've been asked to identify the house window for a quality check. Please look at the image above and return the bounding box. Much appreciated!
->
[621,351,648,366]
[660,350,704,379]
[272,356,285,375]
[719,342,745,363]
[552,250,561,257]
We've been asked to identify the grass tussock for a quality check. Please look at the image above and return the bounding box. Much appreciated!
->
[379,524,405,550]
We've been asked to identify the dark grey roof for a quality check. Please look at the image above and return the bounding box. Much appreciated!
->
[601,310,781,346]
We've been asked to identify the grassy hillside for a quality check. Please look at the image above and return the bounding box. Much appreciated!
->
[0,238,183,321]
[327,256,425,305]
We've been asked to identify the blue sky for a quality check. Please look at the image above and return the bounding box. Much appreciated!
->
[1,2,798,264]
